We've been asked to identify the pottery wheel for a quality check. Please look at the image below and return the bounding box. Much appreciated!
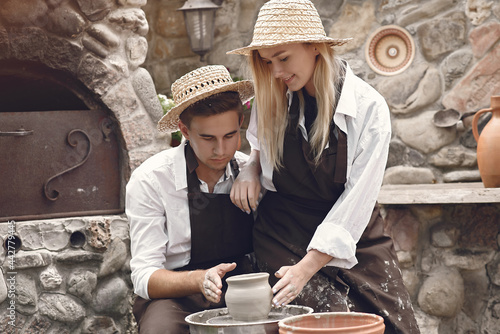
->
[186,305,313,334]
[207,312,289,325]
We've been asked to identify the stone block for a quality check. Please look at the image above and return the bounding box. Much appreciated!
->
[329,1,376,54]
[431,223,459,248]
[387,140,425,168]
[108,8,149,36]
[54,250,103,263]
[76,0,112,22]
[487,252,500,286]
[40,266,63,290]
[441,50,473,89]
[15,251,51,269]
[462,268,490,320]
[99,238,127,277]
[429,146,477,168]
[465,0,494,25]
[417,12,466,61]
[443,170,481,183]
[132,67,163,123]
[77,54,121,97]
[393,110,457,154]
[17,273,38,315]
[480,287,500,333]
[126,36,148,68]
[101,80,140,122]
[67,270,98,304]
[390,67,442,115]
[440,248,495,270]
[377,64,427,113]
[93,277,129,316]
[469,21,500,58]
[46,4,86,38]
[396,0,455,27]
[418,266,464,317]
[119,113,156,151]
[39,293,85,323]
[383,166,435,185]
[442,43,500,113]
[81,316,119,334]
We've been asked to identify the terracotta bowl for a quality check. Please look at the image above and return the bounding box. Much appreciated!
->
[278,312,385,334]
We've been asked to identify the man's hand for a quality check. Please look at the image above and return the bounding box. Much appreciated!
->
[230,150,261,213]
[201,262,237,303]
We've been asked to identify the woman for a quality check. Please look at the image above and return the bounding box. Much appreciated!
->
[227,1,420,333]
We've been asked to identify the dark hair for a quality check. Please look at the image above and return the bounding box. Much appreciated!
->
[179,91,244,129]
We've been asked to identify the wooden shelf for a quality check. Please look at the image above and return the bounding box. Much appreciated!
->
[378,182,500,204]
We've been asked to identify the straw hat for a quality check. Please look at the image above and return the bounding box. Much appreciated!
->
[157,65,254,132]
[227,0,352,56]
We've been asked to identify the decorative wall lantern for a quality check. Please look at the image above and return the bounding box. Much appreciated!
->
[178,0,220,61]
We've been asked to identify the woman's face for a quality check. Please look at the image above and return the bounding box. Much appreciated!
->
[258,43,319,96]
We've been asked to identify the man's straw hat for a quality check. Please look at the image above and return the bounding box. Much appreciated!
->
[227,0,352,56]
[157,65,254,133]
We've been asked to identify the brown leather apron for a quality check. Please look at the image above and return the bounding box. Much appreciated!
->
[133,143,255,334]
[253,93,419,334]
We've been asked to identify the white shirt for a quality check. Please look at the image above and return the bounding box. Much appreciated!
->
[247,63,391,269]
[126,142,248,300]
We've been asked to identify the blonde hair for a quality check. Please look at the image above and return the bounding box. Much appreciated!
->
[249,43,343,170]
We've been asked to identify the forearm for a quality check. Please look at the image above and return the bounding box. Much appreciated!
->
[148,268,205,299]
[246,149,261,174]
[296,249,333,281]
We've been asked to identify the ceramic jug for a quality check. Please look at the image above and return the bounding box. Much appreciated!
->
[225,272,273,321]
[472,95,500,188]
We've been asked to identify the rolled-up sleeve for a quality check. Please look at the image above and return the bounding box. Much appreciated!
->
[127,169,168,300]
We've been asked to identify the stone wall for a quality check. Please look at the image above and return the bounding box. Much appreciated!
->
[382,200,500,333]
[0,217,134,333]
[143,0,500,184]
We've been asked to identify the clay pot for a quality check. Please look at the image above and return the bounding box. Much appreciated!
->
[472,95,500,188]
[225,272,273,321]
[278,312,385,334]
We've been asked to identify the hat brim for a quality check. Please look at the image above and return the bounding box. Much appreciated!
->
[157,80,254,133]
[227,37,353,56]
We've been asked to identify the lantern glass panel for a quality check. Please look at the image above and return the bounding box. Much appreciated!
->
[183,9,216,56]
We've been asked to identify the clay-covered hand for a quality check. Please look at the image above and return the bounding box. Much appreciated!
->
[201,262,237,303]
[271,265,310,307]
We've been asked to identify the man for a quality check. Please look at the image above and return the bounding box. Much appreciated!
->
[127,65,255,333]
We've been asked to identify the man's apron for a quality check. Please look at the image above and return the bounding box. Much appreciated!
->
[133,143,255,333]
[253,93,419,333]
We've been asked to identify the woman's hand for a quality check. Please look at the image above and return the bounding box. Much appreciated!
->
[271,265,310,307]
[201,262,237,303]
[230,149,261,213]
[271,250,333,307]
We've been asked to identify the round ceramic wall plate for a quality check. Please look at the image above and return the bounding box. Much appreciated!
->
[365,25,415,76]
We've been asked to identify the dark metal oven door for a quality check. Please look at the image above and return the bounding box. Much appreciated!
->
[0,110,123,221]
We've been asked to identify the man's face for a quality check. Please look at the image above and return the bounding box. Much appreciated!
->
[179,110,241,173]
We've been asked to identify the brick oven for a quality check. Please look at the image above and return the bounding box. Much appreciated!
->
[0,0,168,332]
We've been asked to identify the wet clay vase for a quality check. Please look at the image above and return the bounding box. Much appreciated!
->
[472,95,500,188]
[278,312,385,334]
[225,272,273,321]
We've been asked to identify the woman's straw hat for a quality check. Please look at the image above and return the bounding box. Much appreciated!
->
[157,65,254,133]
[227,0,352,56]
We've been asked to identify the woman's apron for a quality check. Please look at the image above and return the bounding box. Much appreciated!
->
[253,94,419,334]
[133,143,255,333]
